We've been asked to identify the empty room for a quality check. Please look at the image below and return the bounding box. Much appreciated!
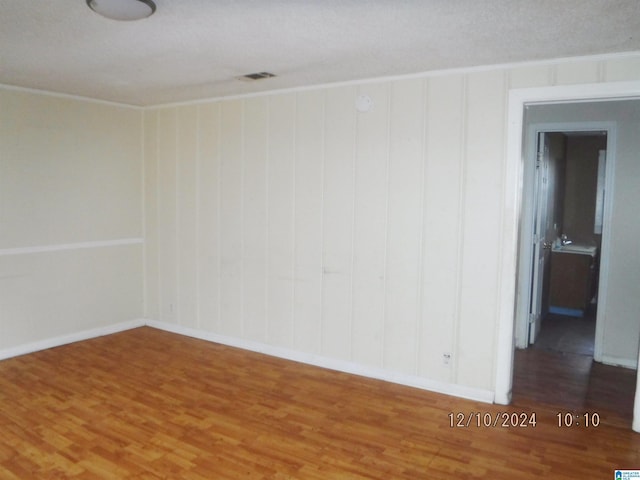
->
[1,1,640,478]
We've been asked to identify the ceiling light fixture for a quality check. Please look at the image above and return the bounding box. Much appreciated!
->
[86,0,156,21]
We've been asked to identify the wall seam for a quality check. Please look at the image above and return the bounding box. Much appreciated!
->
[195,106,202,329]
[452,75,469,384]
[240,100,246,338]
[216,104,222,331]
[349,87,358,362]
[175,109,181,325]
[140,111,147,320]
[291,94,298,349]
[490,70,509,390]
[381,84,392,369]
[318,91,327,355]
[155,112,162,321]
[265,98,271,343]
[0,238,144,257]
[414,78,429,376]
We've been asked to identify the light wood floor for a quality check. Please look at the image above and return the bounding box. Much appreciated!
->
[1,327,639,479]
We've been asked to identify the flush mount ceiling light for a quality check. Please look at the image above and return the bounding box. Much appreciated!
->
[87,0,156,21]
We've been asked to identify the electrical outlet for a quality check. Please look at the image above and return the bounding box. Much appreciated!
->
[443,352,451,366]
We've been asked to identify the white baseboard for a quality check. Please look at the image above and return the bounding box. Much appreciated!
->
[0,317,495,404]
[600,355,638,370]
[146,320,494,404]
[0,319,145,361]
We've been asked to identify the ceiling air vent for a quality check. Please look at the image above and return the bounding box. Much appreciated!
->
[240,72,276,81]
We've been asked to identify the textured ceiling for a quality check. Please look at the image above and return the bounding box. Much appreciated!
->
[1,0,639,106]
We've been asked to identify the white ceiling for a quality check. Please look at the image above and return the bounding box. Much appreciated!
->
[1,0,639,106]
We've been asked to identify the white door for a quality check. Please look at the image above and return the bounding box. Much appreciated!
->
[528,132,554,344]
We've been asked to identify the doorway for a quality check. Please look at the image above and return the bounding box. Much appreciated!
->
[524,128,606,354]
[509,102,639,428]
[514,120,614,357]
[510,125,635,425]
[494,83,640,431]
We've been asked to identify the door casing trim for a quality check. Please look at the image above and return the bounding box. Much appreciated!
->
[494,81,640,410]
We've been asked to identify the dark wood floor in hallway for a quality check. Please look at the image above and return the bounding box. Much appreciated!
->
[1,327,639,479]
[512,348,636,429]
[512,311,637,430]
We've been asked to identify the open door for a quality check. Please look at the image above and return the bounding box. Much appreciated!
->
[528,132,551,344]
[528,131,564,344]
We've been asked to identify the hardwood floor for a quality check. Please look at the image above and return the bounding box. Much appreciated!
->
[512,311,637,429]
[1,327,640,479]
[532,312,596,356]
[512,348,636,429]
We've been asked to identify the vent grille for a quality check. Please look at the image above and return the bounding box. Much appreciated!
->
[240,72,276,81]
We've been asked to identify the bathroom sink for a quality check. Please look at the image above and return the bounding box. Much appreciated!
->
[552,244,597,256]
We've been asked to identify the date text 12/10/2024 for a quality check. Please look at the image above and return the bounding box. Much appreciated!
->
[448,412,537,428]
[448,412,601,428]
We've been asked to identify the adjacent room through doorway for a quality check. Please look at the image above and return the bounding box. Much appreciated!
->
[511,100,640,429]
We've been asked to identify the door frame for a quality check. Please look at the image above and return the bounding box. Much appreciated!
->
[493,81,640,418]
[514,121,616,363]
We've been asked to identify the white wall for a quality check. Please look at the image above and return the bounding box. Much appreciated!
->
[0,53,635,400]
[0,53,637,399]
[0,89,144,351]
[526,100,640,367]
[144,54,640,397]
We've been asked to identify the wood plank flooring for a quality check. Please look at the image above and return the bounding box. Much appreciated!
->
[1,327,639,479]
[513,348,637,430]
[513,311,637,429]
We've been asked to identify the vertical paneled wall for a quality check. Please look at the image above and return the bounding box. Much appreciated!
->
[144,54,640,394]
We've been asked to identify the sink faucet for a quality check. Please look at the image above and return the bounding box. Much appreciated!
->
[561,234,572,246]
